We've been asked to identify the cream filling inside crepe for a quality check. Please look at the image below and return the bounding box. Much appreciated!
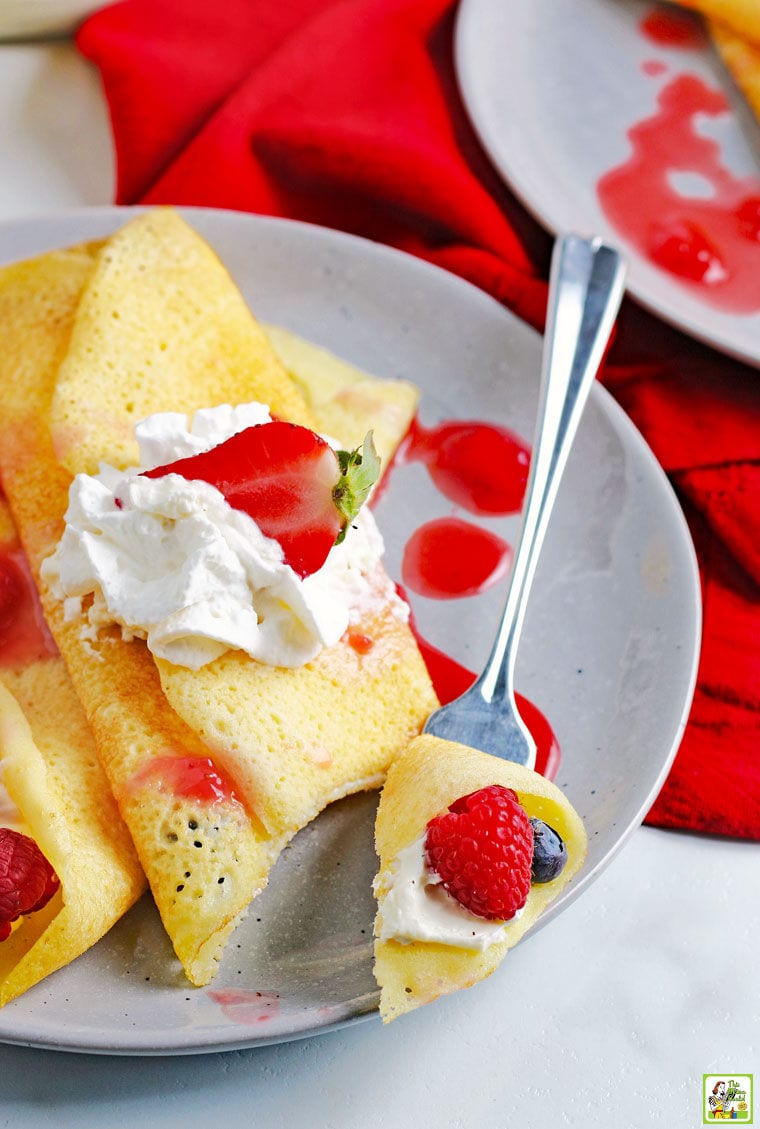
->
[374,833,522,951]
[0,772,25,836]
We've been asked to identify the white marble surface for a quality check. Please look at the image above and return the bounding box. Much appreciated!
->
[0,40,757,1129]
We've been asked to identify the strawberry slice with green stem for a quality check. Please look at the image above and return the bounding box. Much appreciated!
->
[143,421,381,578]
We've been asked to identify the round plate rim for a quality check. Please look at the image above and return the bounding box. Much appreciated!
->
[0,205,701,1053]
[454,0,760,370]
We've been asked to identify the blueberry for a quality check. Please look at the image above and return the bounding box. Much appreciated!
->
[529,818,567,883]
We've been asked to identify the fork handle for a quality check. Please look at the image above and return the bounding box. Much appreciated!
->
[475,234,627,710]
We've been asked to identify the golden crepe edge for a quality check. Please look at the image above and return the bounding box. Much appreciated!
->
[0,208,437,989]
[373,735,587,1023]
[668,0,760,122]
[668,0,760,48]
[0,507,145,1007]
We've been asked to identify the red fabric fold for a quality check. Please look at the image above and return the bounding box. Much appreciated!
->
[77,0,759,838]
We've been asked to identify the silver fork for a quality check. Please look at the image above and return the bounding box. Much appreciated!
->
[423,233,627,769]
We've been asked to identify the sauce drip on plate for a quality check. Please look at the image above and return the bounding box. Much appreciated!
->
[399,417,529,515]
[391,414,561,779]
[640,7,705,49]
[129,754,241,806]
[401,516,511,600]
[596,12,760,312]
[0,545,58,668]
[411,628,561,781]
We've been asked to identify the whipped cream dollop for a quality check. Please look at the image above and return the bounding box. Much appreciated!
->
[43,403,406,670]
[373,835,522,952]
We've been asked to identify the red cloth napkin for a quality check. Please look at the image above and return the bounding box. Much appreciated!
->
[76,0,760,839]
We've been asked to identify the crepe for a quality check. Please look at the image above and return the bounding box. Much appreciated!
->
[669,1,760,122]
[669,0,760,46]
[49,211,314,477]
[0,208,436,987]
[709,19,760,122]
[0,503,145,1007]
[373,735,587,1022]
[265,325,420,467]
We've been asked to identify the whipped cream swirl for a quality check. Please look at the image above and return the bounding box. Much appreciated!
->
[374,835,522,952]
[43,403,404,670]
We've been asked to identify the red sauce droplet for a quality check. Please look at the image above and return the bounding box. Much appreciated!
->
[0,547,58,668]
[346,630,374,654]
[131,755,241,806]
[208,989,280,1024]
[400,417,530,516]
[402,516,511,599]
[640,7,704,49]
[737,196,760,241]
[0,555,23,635]
[642,59,668,78]
[649,218,727,281]
[597,72,760,312]
[404,603,561,779]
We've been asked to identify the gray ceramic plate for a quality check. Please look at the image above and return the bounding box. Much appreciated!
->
[0,207,700,1053]
[455,0,760,368]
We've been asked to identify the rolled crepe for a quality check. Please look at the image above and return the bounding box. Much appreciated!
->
[0,503,144,1007]
[709,19,760,122]
[0,209,436,987]
[373,735,587,1022]
[669,0,760,46]
[668,0,760,121]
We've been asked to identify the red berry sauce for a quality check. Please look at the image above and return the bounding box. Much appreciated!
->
[207,988,280,1025]
[641,59,667,78]
[401,516,511,600]
[130,755,241,807]
[407,613,561,780]
[346,630,374,655]
[597,19,760,312]
[399,417,530,515]
[387,411,561,779]
[639,7,704,49]
[0,546,58,668]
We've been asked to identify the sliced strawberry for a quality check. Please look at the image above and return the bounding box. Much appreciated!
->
[143,422,380,578]
[0,827,60,938]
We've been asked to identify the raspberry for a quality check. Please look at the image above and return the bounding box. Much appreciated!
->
[0,827,60,937]
[424,785,534,920]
